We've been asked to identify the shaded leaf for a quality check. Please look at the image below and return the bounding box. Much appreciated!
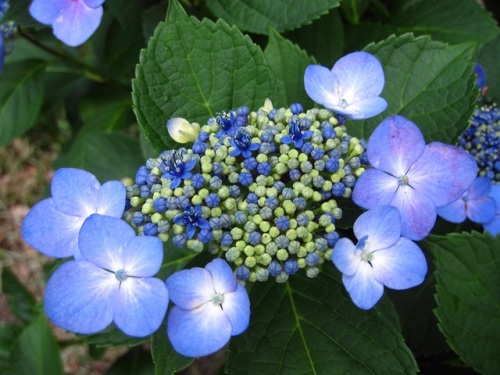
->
[475,34,500,105]
[151,323,193,375]
[1,267,36,324]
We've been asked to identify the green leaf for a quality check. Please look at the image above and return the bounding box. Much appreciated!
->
[227,263,418,374]
[9,314,64,375]
[264,30,316,108]
[204,0,340,35]
[84,324,148,348]
[476,33,500,104]
[0,60,46,147]
[426,231,500,374]
[107,346,156,375]
[1,267,36,324]
[285,8,344,67]
[151,323,193,375]
[0,325,22,373]
[340,0,370,25]
[142,2,169,42]
[350,34,476,143]
[132,0,277,153]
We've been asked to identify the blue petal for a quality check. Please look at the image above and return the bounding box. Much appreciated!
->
[342,97,388,120]
[280,135,292,144]
[342,262,384,310]
[166,268,213,309]
[221,283,250,335]
[331,238,359,276]
[186,223,196,239]
[21,198,82,258]
[371,237,427,290]
[352,169,398,209]
[78,214,135,270]
[167,304,232,357]
[96,181,126,218]
[229,149,241,157]
[114,277,168,337]
[468,177,492,200]
[484,185,500,236]
[45,260,116,334]
[408,142,478,207]
[121,236,163,277]
[51,168,99,217]
[52,1,103,47]
[468,197,496,224]
[84,0,106,8]
[304,65,340,110]
[367,116,425,176]
[29,0,67,25]
[437,198,466,223]
[353,206,401,250]
[206,258,237,294]
[170,177,181,189]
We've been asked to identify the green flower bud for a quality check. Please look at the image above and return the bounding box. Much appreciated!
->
[276,272,289,283]
[278,154,289,164]
[355,167,365,177]
[297,246,308,258]
[252,214,263,225]
[198,188,209,199]
[287,158,299,169]
[259,221,270,233]
[289,219,298,229]
[159,233,169,242]
[333,208,342,219]
[266,242,278,255]
[261,233,272,245]
[212,229,223,241]
[231,227,244,240]
[173,224,184,235]
[218,186,230,199]
[142,202,153,214]
[187,239,204,253]
[245,256,257,268]
[236,240,246,251]
[266,187,278,198]
[306,267,320,278]
[286,229,297,240]
[269,227,280,238]
[256,268,269,282]
[244,221,257,233]
[324,249,333,260]
[274,207,285,217]
[283,200,296,215]
[255,186,267,197]
[259,253,272,266]
[289,149,299,159]
[249,272,257,282]
[244,246,254,257]
[254,244,265,255]
[296,226,309,239]
[211,207,222,217]
[234,257,243,266]
[130,196,143,207]
[297,258,306,268]
[151,213,163,224]
[224,198,237,212]
[228,172,239,184]
[191,195,203,205]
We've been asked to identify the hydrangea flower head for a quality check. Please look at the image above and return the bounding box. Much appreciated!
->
[332,206,427,309]
[21,168,125,258]
[437,177,496,224]
[352,115,478,240]
[44,214,168,337]
[166,117,200,143]
[29,0,106,47]
[166,258,250,357]
[484,184,500,236]
[304,51,388,120]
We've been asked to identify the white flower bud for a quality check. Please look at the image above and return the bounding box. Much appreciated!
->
[166,118,200,143]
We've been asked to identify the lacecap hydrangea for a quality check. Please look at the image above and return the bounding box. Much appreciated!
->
[124,101,368,283]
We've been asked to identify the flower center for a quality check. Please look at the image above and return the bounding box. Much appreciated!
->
[361,249,373,262]
[398,175,409,186]
[212,293,224,305]
[115,269,128,282]
[338,98,348,108]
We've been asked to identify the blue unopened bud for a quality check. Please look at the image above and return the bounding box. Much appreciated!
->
[221,232,234,247]
[173,234,187,248]
[143,223,158,236]
[267,261,282,277]
[132,212,146,226]
[290,103,303,114]
[276,216,290,231]
[153,197,167,212]
[284,259,299,275]
[236,266,251,281]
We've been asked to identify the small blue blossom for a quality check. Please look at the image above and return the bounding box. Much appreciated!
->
[162,149,197,189]
[205,193,221,208]
[284,259,299,275]
[215,111,244,138]
[166,259,250,357]
[229,129,260,158]
[281,118,314,148]
[29,0,106,47]
[304,51,387,119]
[484,184,500,236]
[173,204,210,239]
[332,206,427,309]
[235,266,251,280]
[143,223,158,236]
[44,214,168,336]
[276,216,290,231]
[305,253,320,266]
[267,261,282,277]
[21,168,125,259]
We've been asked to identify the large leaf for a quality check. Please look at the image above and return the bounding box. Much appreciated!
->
[264,30,316,108]
[349,34,476,144]
[151,323,193,375]
[0,60,46,147]
[475,34,500,104]
[227,263,418,374]
[8,314,64,375]
[132,0,277,153]
[426,232,500,375]
[1,267,36,324]
[204,0,340,35]
[0,325,22,373]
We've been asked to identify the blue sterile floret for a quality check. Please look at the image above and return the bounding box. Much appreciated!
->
[124,101,368,282]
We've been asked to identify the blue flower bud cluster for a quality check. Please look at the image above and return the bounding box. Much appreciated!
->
[458,104,500,182]
[124,103,367,282]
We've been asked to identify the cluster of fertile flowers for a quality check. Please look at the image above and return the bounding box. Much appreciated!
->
[29,0,106,47]
[125,103,368,283]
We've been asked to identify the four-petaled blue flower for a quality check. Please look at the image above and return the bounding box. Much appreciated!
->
[166,258,250,357]
[173,204,210,239]
[332,205,427,309]
[229,129,260,158]
[215,111,243,138]
[21,168,125,259]
[304,51,388,119]
[484,183,500,236]
[162,149,197,189]
[437,177,496,224]
[29,0,106,47]
[44,214,169,337]
[352,115,478,240]
[281,118,314,148]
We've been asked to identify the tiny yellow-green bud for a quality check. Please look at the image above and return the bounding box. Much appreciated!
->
[277,249,289,261]
[259,221,270,232]
[245,256,257,268]
[130,196,143,207]
[211,207,222,217]
[255,186,267,197]
[289,219,298,229]
[297,258,306,268]
[151,213,163,224]
[172,224,184,235]
[218,186,230,199]
[142,202,153,214]
[261,233,272,245]
[355,167,366,177]
[244,246,255,257]
[274,207,285,217]
[259,253,272,266]
[269,227,280,238]
[159,233,169,242]
[306,267,320,278]
[236,240,246,251]
[198,188,209,199]
[286,229,297,240]
[234,257,243,266]
[252,214,263,225]
[231,227,244,240]
[254,244,265,255]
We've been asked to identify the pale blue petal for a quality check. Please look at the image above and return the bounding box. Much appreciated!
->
[51,168,99,217]
[304,65,340,109]
[371,237,427,290]
[468,197,496,224]
[205,258,237,294]
[367,116,425,176]
[342,262,384,310]
[390,185,436,240]
[29,0,68,25]
[468,177,491,200]
[84,0,106,7]
[332,52,385,102]
[167,304,232,357]
[408,142,478,207]
[331,238,359,276]
[437,198,466,223]
[122,236,163,277]
[352,169,398,209]
[52,1,103,47]
[45,261,116,334]
[114,278,168,337]
[221,283,250,335]
[166,268,214,309]
[96,181,126,218]
[341,97,387,120]
[484,216,500,236]
[78,214,135,270]
[490,184,500,214]
[353,206,401,250]
[21,198,83,258]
